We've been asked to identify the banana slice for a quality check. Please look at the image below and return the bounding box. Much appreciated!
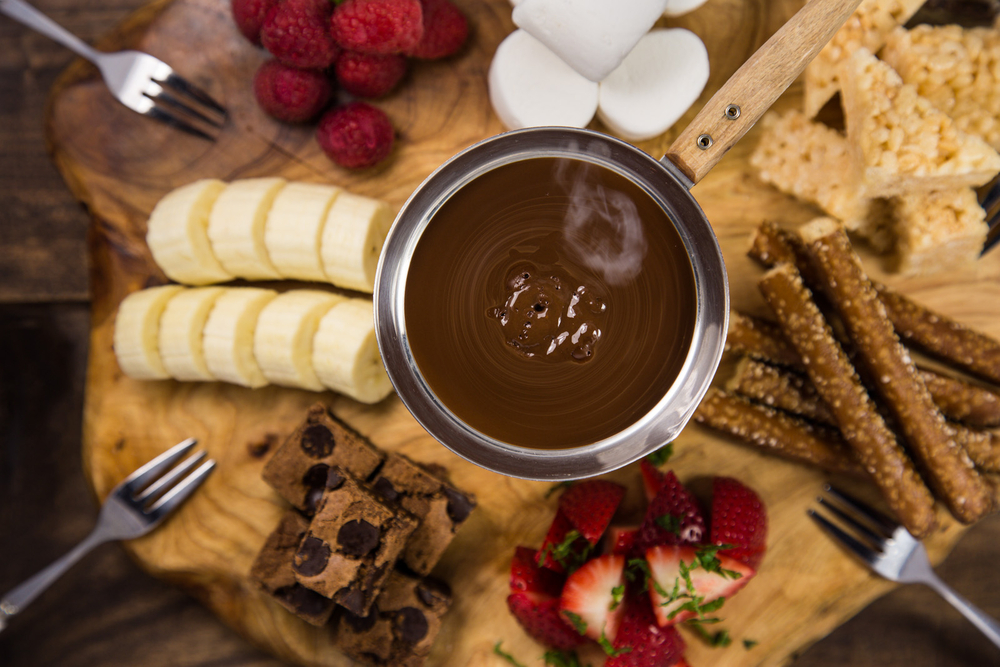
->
[320,192,394,293]
[265,182,342,282]
[158,287,226,381]
[146,179,232,285]
[113,285,185,379]
[253,289,345,390]
[207,178,286,280]
[313,299,393,404]
[203,287,278,388]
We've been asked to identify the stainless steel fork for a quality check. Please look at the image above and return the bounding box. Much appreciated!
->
[0,0,226,140]
[0,437,215,632]
[809,484,1000,650]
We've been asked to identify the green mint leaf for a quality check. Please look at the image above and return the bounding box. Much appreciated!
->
[598,628,632,657]
[543,650,589,667]
[699,596,726,614]
[545,481,575,499]
[609,584,625,611]
[646,442,674,466]
[493,641,528,667]
[626,558,652,593]
[743,639,759,650]
[563,610,588,636]
[654,514,682,536]
[686,621,732,647]
[539,529,592,574]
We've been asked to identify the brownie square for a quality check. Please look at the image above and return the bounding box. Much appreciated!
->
[371,453,476,575]
[293,470,417,616]
[333,570,452,667]
[249,510,336,627]
[263,403,384,514]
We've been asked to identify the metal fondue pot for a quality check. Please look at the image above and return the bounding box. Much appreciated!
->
[375,0,863,480]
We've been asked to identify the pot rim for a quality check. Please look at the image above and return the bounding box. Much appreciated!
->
[374,127,729,480]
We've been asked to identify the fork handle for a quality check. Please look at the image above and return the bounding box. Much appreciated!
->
[0,528,107,632]
[0,0,99,62]
[925,572,1000,649]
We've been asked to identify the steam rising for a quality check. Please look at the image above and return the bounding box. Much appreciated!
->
[556,148,648,285]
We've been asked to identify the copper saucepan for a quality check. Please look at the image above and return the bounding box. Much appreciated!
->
[375,0,863,480]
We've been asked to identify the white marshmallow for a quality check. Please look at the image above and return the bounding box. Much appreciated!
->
[597,28,710,141]
[488,30,599,131]
[663,0,709,17]
[512,0,668,82]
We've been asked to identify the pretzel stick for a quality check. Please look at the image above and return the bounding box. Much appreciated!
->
[952,427,1000,473]
[919,371,1000,428]
[875,284,1000,387]
[798,218,992,524]
[693,388,863,476]
[750,220,1000,390]
[759,262,936,537]
[730,356,1000,473]
[727,357,836,426]
[726,311,803,367]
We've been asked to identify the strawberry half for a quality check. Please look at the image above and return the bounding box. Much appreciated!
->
[631,471,705,555]
[645,545,755,627]
[710,476,768,569]
[559,554,627,642]
[607,592,686,667]
[605,525,639,556]
[511,546,565,598]
[507,592,588,651]
[640,459,665,502]
[537,508,592,573]
[558,479,626,544]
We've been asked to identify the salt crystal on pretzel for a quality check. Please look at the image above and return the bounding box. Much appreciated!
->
[952,426,1000,473]
[875,283,1000,387]
[919,370,1000,428]
[759,262,936,537]
[798,217,993,523]
[693,388,863,477]
[728,357,837,427]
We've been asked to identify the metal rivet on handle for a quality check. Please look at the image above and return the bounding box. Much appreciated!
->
[725,104,741,120]
[697,134,713,150]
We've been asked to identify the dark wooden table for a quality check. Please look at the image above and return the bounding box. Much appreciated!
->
[2,2,1000,665]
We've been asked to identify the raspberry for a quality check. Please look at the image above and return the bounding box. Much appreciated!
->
[331,0,424,55]
[335,51,408,98]
[231,0,278,45]
[406,0,468,59]
[253,60,333,123]
[261,0,341,69]
[317,102,395,169]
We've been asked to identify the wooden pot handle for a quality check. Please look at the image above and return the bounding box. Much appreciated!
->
[664,0,863,185]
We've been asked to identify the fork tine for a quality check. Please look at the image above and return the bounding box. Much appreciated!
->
[134,450,207,503]
[144,87,224,129]
[817,496,888,546]
[120,438,197,493]
[823,485,898,534]
[146,459,216,519]
[160,73,227,118]
[142,106,215,141]
[808,509,881,566]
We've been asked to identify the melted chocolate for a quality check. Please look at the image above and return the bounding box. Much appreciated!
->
[404,157,696,449]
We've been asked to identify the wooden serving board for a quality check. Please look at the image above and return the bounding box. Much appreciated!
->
[45,0,1000,664]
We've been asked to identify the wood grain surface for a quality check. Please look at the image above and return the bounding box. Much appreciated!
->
[34,0,1000,666]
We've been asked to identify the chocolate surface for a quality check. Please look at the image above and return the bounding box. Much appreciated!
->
[396,607,429,643]
[404,157,696,449]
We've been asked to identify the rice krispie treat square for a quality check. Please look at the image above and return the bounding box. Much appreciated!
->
[890,188,987,274]
[750,110,870,230]
[803,0,924,118]
[882,24,1000,152]
[839,48,1000,197]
